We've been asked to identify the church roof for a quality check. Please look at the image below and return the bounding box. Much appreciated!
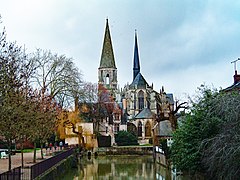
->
[99,19,116,69]
[158,120,173,137]
[130,72,149,89]
[135,108,155,119]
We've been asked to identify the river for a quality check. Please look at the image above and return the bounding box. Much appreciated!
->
[62,155,189,180]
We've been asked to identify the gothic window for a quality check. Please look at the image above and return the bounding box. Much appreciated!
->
[106,74,110,85]
[138,121,142,137]
[138,90,144,110]
[127,122,137,136]
[145,121,151,137]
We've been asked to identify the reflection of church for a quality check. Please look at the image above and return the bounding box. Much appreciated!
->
[98,19,174,145]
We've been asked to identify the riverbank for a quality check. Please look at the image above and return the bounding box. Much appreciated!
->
[0,148,60,174]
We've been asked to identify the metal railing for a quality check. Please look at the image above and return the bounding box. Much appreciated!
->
[30,148,74,179]
[0,166,21,180]
[0,148,74,180]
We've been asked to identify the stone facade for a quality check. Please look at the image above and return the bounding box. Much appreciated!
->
[98,19,174,145]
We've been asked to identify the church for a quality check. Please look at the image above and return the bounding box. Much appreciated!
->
[97,19,174,145]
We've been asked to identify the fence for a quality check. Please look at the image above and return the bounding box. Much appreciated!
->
[0,148,75,180]
[31,148,74,179]
[0,166,21,180]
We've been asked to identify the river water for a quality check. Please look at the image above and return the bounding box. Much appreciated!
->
[62,155,189,180]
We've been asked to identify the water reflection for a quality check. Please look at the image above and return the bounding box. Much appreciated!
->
[62,156,183,180]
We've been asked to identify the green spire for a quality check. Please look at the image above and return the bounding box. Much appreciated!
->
[99,19,116,68]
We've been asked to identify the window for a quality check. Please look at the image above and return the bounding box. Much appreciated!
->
[138,121,142,137]
[138,90,144,110]
[145,121,151,137]
[106,74,110,85]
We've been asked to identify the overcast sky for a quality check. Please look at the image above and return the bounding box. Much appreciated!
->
[1,0,240,100]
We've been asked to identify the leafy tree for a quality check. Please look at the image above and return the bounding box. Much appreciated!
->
[0,16,85,168]
[171,85,240,179]
[0,19,27,170]
[30,91,60,162]
[170,85,220,173]
[115,131,138,146]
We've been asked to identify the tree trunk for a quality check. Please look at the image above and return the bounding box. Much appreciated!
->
[33,142,37,163]
[40,143,44,159]
[7,140,12,171]
[21,142,24,167]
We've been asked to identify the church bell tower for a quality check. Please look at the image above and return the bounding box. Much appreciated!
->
[98,19,118,91]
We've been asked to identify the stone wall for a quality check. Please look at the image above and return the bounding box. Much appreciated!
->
[97,146,153,155]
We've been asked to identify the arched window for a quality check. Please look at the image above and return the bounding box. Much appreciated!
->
[138,90,144,110]
[127,122,137,136]
[106,74,110,85]
[145,121,151,137]
[138,121,142,137]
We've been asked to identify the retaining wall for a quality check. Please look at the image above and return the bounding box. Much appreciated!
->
[97,146,153,155]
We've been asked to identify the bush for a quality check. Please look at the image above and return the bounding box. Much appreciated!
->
[97,135,111,147]
[115,131,138,146]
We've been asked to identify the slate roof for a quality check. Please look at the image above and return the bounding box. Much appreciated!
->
[99,19,116,68]
[158,120,173,137]
[129,72,149,89]
[223,82,240,92]
[135,108,155,119]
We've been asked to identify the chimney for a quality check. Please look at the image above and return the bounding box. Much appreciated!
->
[233,70,240,84]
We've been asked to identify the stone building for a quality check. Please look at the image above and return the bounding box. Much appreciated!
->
[98,19,174,145]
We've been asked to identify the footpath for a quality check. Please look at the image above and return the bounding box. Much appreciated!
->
[0,148,60,174]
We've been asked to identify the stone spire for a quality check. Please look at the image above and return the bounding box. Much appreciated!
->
[98,19,118,91]
[133,30,140,80]
[99,18,116,68]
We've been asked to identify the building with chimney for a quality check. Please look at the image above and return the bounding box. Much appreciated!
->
[224,70,240,92]
[97,19,174,145]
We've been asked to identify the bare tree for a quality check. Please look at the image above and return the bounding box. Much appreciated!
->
[201,92,240,179]
[156,88,188,130]
[30,49,83,109]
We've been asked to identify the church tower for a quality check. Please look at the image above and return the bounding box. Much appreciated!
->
[98,19,118,91]
[133,31,140,80]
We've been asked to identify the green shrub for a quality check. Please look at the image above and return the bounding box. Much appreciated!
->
[115,131,138,146]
